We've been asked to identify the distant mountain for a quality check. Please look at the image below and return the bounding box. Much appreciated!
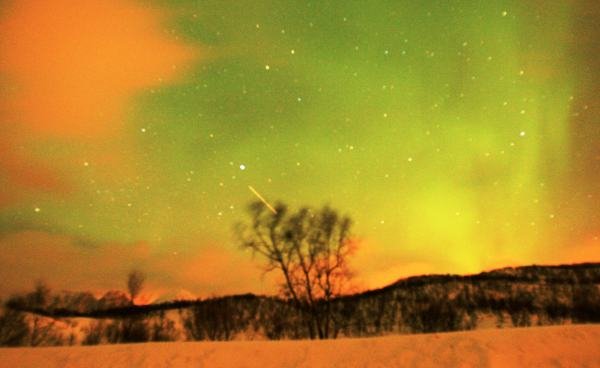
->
[97,290,130,309]
[153,289,197,304]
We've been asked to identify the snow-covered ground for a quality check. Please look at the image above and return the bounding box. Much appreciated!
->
[1,324,598,368]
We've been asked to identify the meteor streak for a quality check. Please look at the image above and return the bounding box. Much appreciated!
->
[248,185,277,214]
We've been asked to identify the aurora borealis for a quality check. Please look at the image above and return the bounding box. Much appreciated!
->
[0,0,598,299]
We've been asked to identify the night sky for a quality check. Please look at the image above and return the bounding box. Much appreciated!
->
[1,0,598,300]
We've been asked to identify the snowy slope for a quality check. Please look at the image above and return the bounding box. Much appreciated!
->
[1,324,598,368]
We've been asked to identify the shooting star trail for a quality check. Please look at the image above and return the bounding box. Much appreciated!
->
[248,185,277,214]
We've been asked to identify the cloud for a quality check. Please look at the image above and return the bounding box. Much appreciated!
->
[0,136,72,207]
[0,0,198,137]
[350,239,438,289]
[0,0,200,206]
[0,230,276,300]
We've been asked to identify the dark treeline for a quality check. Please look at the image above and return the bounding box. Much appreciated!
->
[1,263,599,346]
[183,263,600,339]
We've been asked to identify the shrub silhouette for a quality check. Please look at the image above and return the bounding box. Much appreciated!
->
[0,309,29,346]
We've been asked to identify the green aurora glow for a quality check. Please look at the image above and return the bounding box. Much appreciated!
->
[1,0,598,294]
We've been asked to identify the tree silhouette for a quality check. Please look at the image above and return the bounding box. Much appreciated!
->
[236,200,357,339]
[126,270,146,306]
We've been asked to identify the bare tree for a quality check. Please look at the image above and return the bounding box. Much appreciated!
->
[126,270,146,306]
[236,201,357,339]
